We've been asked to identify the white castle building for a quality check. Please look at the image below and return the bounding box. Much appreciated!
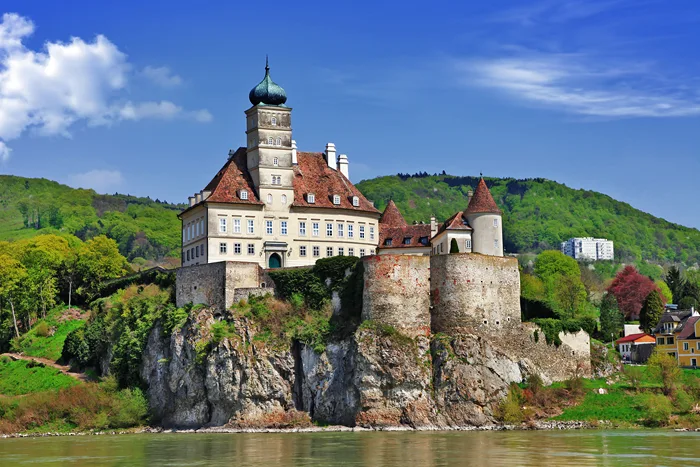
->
[561,237,614,261]
[179,61,504,268]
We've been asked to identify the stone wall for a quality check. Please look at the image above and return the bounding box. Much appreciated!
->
[361,254,431,337]
[430,254,521,335]
[176,261,268,312]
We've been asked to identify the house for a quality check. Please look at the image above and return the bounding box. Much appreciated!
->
[675,315,700,368]
[377,200,434,256]
[653,309,694,359]
[615,333,655,363]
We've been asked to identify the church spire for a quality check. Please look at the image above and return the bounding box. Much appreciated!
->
[249,56,287,106]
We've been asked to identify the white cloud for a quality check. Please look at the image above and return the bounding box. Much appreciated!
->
[0,13,211,160]
[0,141,11,162]
[142,66,183,87]
[68,169,124,193]
[460,53,700,118]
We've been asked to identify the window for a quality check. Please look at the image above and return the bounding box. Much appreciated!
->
[359,225,365,239]
[337,223,344,237]
[385,239,393,246]
[419,236,429,245]
[668,337,675,345]
[348,224,354,238]
[333,194,341,205]
[247,219,255,234]
[299,221,307,236]
[266,220,273,235]
[313,246,320,257]
[307,193,315,203]
[281,194,287,204]
[403,237,411,245]
[273,157,279,166]
[247,243,255,255]
[338,247,344,256]
[186,250,190,261]
[326,223,333,237]
[360,248,366,257]
[466,239,472,250]
[326,246,333,257]
[657,338,664,345]
[697,343,700,350]
[271,116,277,126]
[300,246,307,257]
[190,248,194,259]
[272,175,281,185]
[276,138,281,146]
[219,218,227,233]
[240,190,248,200]
[370,227,375,240]
[692,358,698,367]
[370,249,375,255]
[234,243,241,254]
[267,137,273,145]
[281,221,288,235]
[234,219,241,233]
[220,243,227,254]
[312,222,319,237]
[200,219,204,235]
[684,342,689,351]
[349,248,354,256]
[494,239,499,249]
[493,218,499,228]
[195,221,199,237]
[196,246,200,258]
[352,196,359,207]
[267,193,273,204]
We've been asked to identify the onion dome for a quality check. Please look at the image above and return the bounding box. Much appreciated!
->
[249,57,287,106]
[466,177,501,215]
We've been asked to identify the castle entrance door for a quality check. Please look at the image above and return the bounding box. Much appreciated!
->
[269,253,282,269]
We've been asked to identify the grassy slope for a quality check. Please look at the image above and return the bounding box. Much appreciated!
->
[0,359,78,396]
[0,175,184,262]
[17,317,85,362]
[356,174,700,266]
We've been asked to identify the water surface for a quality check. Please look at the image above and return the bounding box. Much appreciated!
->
[0,430,697,466]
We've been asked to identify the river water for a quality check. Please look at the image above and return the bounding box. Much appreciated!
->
[0,430,698,466]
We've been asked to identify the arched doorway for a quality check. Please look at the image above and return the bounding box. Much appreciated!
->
[268,253,282,269]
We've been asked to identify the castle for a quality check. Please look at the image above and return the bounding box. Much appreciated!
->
[179,61,504,269]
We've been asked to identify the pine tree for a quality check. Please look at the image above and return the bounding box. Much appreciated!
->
[640,289,665,334]
[599,293,624,342]
[450,238,460,253]
[664,266,685,304]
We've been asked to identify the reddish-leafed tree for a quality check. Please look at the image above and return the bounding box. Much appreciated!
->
[607,266,663,320]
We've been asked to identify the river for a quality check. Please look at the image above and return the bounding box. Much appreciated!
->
[0,430,698,466]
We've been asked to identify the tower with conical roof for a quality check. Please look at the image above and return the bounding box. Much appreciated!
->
[465,177,503,256]
[244,58,294,203]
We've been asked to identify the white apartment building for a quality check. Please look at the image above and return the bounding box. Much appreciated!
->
[561,237,614,261]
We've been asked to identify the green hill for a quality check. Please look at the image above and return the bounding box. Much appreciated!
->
[356,174,700,266]
[0,175,184,264]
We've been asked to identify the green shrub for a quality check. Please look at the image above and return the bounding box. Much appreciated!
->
[673,389,694,414]
[289,293,305,310]
[637,393,672,427]
[210,321,232,345]
[624,366,644,388]
[496,384,526,424]
[34,322,51,338]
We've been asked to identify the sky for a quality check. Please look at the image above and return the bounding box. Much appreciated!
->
[1,0,699,228]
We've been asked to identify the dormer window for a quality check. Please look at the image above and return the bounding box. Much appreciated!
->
[271,116,277,126]
[419,236,429,245]
[333,194,341,205]
[307,193,315,204]
[240,190,248,200]
[403,237,412,245]
[384,239,393,246]
[352,196,359,207]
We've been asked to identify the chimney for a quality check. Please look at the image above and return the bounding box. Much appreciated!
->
[325,142,336,169]
[228,149,235,160]
[291,140,298,165]
[189,196,195,207]
[467,190,474,206]
[430,216,438,237]
[202,190,211,201]
[337,154,349,178]
[195,192,202,204]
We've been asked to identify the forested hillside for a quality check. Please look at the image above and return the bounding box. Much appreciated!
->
[356,174,700,266]
[0,175,184,265]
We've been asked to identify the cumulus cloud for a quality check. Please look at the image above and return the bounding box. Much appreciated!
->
[0,13,211,161]
[460,53,700,118]
[68,169,124,193]
[0,141,11,162]
[142,66,183,87]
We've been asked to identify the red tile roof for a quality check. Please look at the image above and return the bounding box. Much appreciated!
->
[292,152,379,214]
[615,333,653,344]
[203,147,263,205]
[436,211,472,236]
[678,316,699,340]
[379,200,407,228]
[465,178,501,215]
[379,224,432,249]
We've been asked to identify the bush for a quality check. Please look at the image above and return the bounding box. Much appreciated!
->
[34,322,51,338]
[648,349,681,396]
[673,389,694,414]
[637,393,672,427]
[624,366,644,388]
[496,384,526,424]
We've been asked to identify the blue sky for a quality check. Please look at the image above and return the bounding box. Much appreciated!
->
[1,0,700,228]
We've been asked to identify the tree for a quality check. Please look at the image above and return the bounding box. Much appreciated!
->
[607,266,661,320]
[665,266,685,303]
[450,238,459,253]
[0,254,28,338]
[534,251,580,281]
[599,293,624,342]
[640,289,665,334]
[553,275,587,319]
[655,280,673,304]
[520,273,545,301]
[647,349,681,396]
[76,236,128,300]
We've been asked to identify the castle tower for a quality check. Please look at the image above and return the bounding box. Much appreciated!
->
[465,177,503,256]
[245,58,294,205]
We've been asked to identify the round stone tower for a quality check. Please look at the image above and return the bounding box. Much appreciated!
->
[465,177,503,256]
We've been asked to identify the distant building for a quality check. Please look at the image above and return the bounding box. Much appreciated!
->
[653,307,700,367]
[560,237,614,261]
[615,333,655,363]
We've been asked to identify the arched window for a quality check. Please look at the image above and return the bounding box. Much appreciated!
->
[267,193,273,204]
[273,157,279,166]
[276,138,281,146]
[271,117,277,126]
[281,194,287,204]
[267,137,273,145]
